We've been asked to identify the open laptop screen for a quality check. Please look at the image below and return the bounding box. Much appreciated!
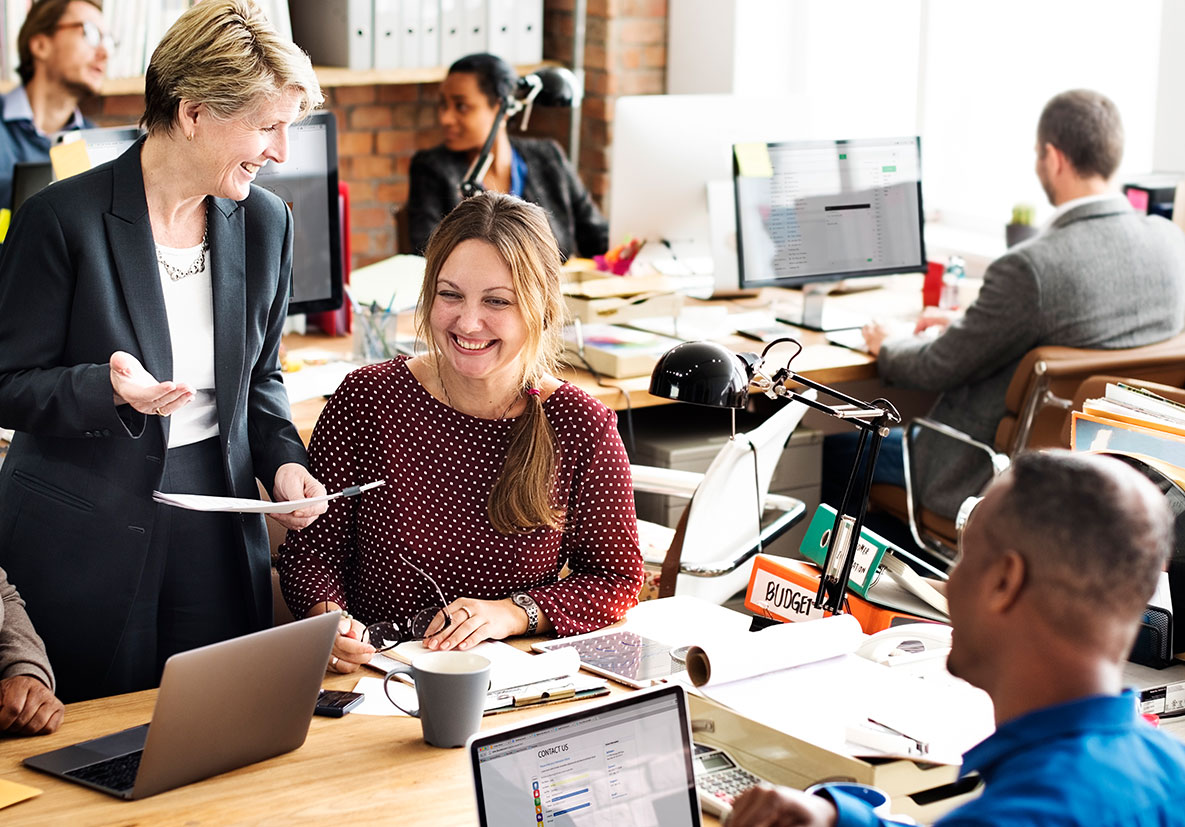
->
[470,685,701,827]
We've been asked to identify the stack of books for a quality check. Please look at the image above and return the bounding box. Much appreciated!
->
[1072,382,1185,478]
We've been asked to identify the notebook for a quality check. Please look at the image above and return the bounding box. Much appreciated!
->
[23,612,339,800]
[468,684,701,826]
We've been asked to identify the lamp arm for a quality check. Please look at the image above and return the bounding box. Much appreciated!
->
[460,95,519,199]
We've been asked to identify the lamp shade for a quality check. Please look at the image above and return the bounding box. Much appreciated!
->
[649,341,759,408]
[518,66,581,107]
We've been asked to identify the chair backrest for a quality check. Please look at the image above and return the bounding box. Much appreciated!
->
[678,390,815,566]
[996,330,1185,454]
[393,203,413,255]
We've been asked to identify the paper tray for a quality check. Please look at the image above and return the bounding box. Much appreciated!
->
[686,693,980,824]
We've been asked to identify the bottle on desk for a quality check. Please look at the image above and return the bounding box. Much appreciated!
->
[939,256,965,311]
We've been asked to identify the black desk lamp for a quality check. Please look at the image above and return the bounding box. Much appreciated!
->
[649,338,901,613]
[460,66,581,199]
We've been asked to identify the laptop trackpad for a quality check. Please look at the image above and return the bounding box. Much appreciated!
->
[24,724,149,773]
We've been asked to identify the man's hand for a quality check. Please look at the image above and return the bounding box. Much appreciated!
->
[109,350,194,415]
[270,463,327,531]
[914,306,960,336]
[861,321,891,357]
[0,675,64,736]
[728,784,838,827]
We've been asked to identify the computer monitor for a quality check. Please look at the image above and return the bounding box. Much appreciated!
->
[607,95,803,293]
[255,111,342,316]
[72,113,343,316]
[733,136,926,330]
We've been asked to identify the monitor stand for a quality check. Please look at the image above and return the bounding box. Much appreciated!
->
[777,283,867,332]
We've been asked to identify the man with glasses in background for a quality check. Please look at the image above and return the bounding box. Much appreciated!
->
[1,0,111,211]
[729,451,1185,827]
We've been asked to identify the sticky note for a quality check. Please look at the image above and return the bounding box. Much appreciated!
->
[0,777,42,809]
[0,209,10,244]
[49,138,92,182]
[734,143,774,178]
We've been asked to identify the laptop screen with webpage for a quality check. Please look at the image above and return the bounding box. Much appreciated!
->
[469,685,701,827]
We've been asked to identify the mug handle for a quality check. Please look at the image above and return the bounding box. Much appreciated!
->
[383,665,420,717]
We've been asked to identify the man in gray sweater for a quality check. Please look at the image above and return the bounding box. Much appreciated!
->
[826,89,1185,527]
[0,566,63,734]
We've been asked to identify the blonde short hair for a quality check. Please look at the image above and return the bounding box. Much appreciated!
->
[141,0,322,135]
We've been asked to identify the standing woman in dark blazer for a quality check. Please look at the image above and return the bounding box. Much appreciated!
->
[0,0,326,703]
[407,53,609,259]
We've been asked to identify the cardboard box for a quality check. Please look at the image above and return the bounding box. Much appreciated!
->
[563,291,684,326]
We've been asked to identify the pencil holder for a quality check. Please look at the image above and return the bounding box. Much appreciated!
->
[352,307,399,363]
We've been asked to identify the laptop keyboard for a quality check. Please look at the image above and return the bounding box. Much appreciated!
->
[64,750,142,793]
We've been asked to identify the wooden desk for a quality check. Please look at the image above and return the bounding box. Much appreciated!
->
[283,279,924,443]
[1,658,1180,823]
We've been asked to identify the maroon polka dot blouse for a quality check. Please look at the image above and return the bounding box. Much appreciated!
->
[278,356,644,637]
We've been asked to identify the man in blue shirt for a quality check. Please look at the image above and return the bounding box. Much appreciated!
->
[1,0,109,210]
[729,450,1185,827]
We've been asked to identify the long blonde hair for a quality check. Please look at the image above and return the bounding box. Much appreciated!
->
[417,193,566,534]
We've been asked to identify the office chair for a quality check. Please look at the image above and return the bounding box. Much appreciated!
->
[632,391,814,604]
[871,331,1185,562]
[392,203,413,255]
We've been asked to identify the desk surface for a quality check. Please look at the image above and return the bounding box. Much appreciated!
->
[2,656,1181,824]
[283,279,925,442]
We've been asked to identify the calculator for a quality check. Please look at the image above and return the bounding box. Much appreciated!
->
[693,742,767,818]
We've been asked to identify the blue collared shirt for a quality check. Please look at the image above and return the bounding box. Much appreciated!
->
[1,85,91,209]
[829,694,1185,827]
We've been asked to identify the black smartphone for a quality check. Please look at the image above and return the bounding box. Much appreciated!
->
[315,689,365,717]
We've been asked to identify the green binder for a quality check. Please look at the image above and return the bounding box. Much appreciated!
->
[798,503,893,599]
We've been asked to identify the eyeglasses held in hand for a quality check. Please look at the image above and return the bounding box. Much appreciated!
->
[322,552,452,652]
[55,20,116,51]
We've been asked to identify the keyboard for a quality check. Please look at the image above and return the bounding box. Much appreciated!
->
[64,749,142,793]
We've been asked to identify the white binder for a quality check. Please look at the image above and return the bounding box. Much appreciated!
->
[418,0,441,68]
[461,0,487,57]
[514,0,543,65]
[291,0,374,71]
[439,0,466,67]
[486,0,515,60]
[373,0,401,70]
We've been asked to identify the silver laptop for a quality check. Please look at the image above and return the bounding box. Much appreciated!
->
[468,684,702,826]
[24,612,339,800]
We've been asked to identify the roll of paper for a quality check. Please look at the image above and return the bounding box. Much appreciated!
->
[684,614,864,687]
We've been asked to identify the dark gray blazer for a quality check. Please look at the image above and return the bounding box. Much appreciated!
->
[0,140,308,695]
[878,196,1185,518]
[407,137,609,259]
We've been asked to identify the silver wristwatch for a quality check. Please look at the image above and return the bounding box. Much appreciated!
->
[511,592,539,635]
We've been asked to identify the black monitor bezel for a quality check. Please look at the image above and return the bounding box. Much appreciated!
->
[275,110,343,316]
[733,136,927,290]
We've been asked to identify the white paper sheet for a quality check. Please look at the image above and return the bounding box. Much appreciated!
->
[152,480,384,513]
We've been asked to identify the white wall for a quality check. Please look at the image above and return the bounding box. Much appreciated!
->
[668,0,1172,240]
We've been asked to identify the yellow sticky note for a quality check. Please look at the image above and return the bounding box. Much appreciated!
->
[0,209,10,244]
[0,777,42,809]
[49,138,92,182]
[734,142,774,178]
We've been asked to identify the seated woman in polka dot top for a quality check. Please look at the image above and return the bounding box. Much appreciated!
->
[278,191,644,673]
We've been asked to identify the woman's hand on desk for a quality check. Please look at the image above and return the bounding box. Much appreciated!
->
[423,598,550,652]
[109,350,194,415]
[309,602,375,673]
[270,463,328,531]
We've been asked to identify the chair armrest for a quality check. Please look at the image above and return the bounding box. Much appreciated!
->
[630,464,703,498]
[908,417,1011,474]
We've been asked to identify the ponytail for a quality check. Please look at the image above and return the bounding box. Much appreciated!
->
[489,385,563,534]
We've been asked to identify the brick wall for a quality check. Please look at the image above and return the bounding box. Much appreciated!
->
[86,0,668,270]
